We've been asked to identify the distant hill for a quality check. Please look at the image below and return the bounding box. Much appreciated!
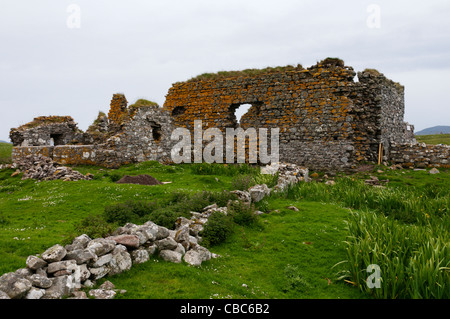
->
[0,140,12,144]
[415,126,450,135]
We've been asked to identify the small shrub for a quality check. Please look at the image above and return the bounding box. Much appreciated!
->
[201,211,234,247]
[228,200,258,227]
[167,190,235,214]
[255,199,270,213]
[63,215,116,245]
[147,208,181,230]
[103,200,158,225]
[282,264,311,293]
[109,173,122,183]
[253,173,279,189]
[232,175,255,191]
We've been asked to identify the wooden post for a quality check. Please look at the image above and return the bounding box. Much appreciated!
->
[378,143,382,165]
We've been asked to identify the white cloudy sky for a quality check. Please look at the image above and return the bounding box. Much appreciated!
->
[1,0,449,141]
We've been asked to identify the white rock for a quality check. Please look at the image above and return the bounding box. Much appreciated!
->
[25,288,45,299]
[159,250,182,263]
[183,250,202,267]
[41,244,67,263]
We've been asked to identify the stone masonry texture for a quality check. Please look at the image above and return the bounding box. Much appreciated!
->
[9,58,449,170]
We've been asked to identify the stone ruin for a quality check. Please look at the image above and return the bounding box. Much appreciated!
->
[9,58,449,171]
[10,95,175,169]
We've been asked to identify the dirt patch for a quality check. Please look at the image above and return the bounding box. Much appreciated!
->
[354,164,375,173]
[116,174,163,186]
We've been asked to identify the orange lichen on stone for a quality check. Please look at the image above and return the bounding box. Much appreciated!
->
[107,93,129,128]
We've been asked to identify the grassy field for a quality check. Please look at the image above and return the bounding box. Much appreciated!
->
[415,134,450,145]
[0,143,448,299]
[0,143,12,164]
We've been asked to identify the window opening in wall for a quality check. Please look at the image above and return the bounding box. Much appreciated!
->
[50,134,64,146]
[229,103,254,128]
[148,121,162,142]
[172,106,186,116]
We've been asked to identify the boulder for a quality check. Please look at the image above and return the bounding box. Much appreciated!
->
[174,225,191,250]
[65,248,97,264]
[47,260,77,274]
[25,287,46,300]
[71,234,91,248]
[192,245,211,262]
[15,268,32,277]
[134,225,157,242]
[133,231,150,245]
[248,184,271,202]
[183,250,202,267]
[87,238,116,256]
[159,250,182,263]
[99,280,115,290]
[230,190,251,203]
[145,244,157,256]
[156,226,170,240]
[88,253,112,268]
[89,289,116,299]
[42,276,73,299]
[108,245,132,276]
[26,255,47,270]
[0,272,32,299]
[78,264,91,282]
[89,266,110,280]
[174,243,186,256]
[107,234,140,249]
[131,248,149,264]
[29,274,52,289]
[260,162,280,175]
[0,290,11,299]
[429,168,440,174]
[156,237,178,251]
[41,244,67,263]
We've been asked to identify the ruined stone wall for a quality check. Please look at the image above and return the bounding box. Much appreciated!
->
[11,145,122,168]
[10,116,85,147]
[106,103,175,165]
[11,59,441,171]
[163,59,409,170]
[12,146,54,160]
[10,95,175,169]
[389,142,450,168]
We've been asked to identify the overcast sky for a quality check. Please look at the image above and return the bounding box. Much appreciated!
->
[1,0,449,141]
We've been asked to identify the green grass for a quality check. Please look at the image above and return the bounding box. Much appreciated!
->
[415,134,450,145]
[0,161,448,299]
[284,166,449,299]
[186,65,304,83]
[100,200,367,299]
[0,142,12,164]
[339,210,449,299]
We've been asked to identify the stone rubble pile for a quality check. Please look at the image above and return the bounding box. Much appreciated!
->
[261,162,310,191]
[10,154,93,181]
[0,218,216,299]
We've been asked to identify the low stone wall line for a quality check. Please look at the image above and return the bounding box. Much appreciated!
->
[0,218,216,299]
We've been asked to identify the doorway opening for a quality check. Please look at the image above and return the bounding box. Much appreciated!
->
[50,134,64,146]
[149,121,162,142]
